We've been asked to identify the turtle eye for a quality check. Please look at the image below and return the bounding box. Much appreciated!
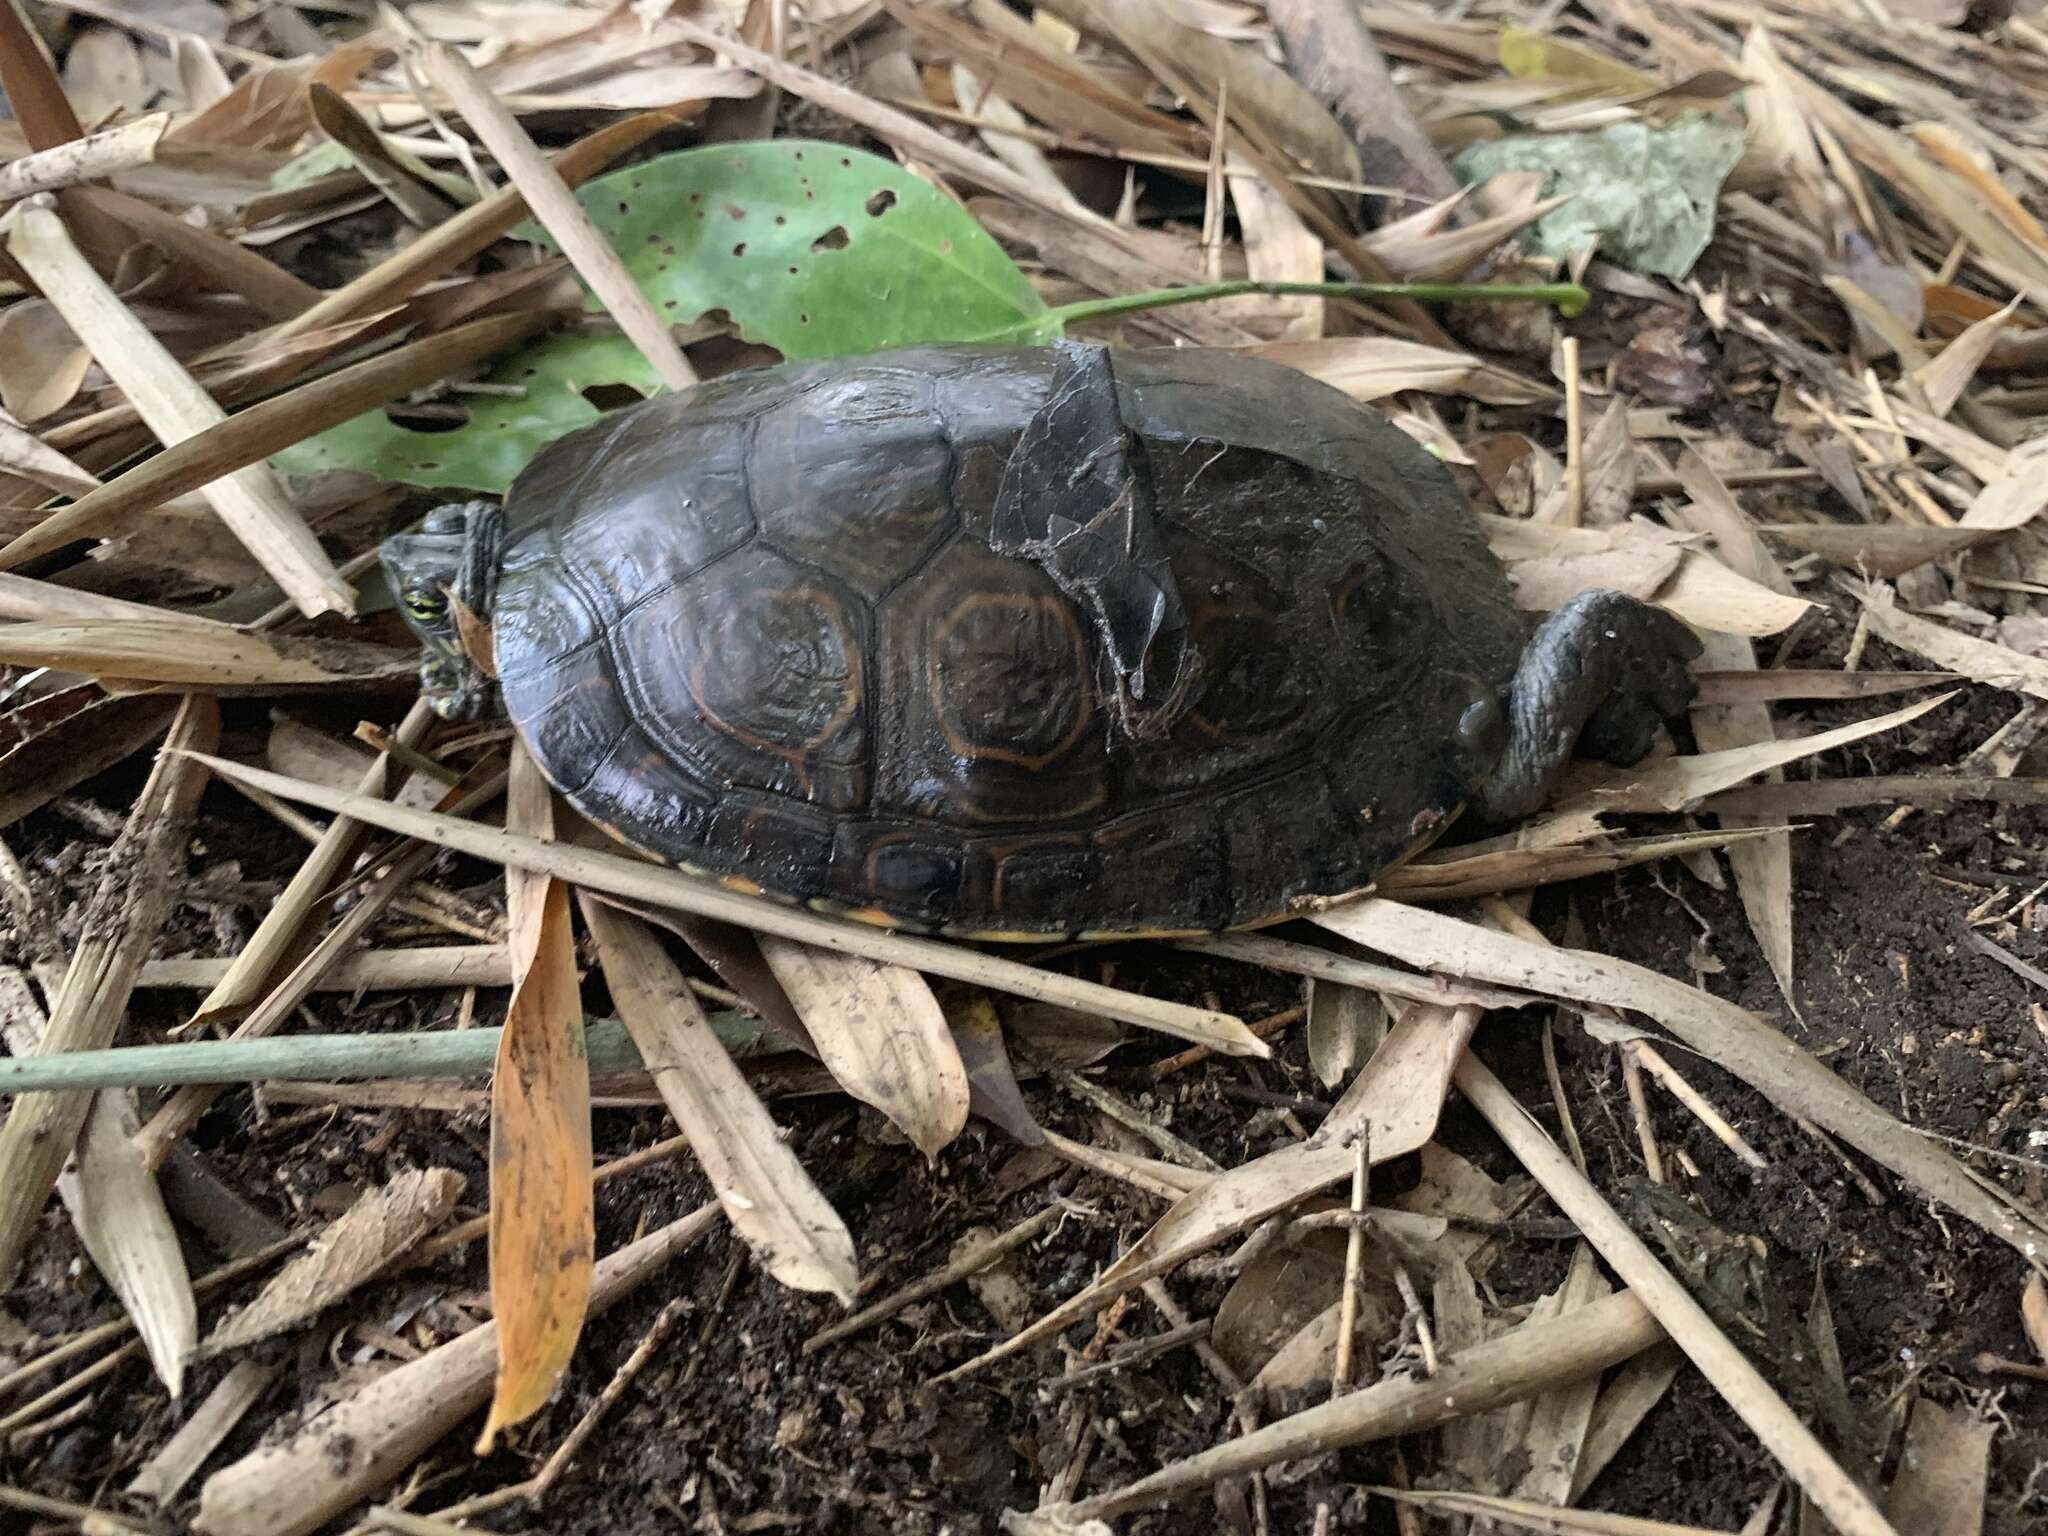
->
[404,585,448,623]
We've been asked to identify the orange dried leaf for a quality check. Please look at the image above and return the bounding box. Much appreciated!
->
[2023,1272,2048,1363]
[478,875,593,1451]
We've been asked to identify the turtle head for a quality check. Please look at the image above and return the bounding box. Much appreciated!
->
[379,500,505,721]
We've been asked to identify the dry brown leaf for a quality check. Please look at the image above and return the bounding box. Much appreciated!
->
[1323,1001,1480,1153]
[1480,513,1820,634]
[1315,899,2048,1261]
[1378,824,1793,903]
[2022,1272,2048,1362]
[206,1169,466,1353]
[936,1136,1359,1381]
[949,990,1046,1145]
[1886,1398,1991,1536]
[1390,1144,1529,1272]
[1037,0,1360,188]
[0,695,215,1285]
[1216,1224,1399,1388]
[478,874,592,1451]
[1364,175,1569,282]
[1564,691,1950,815]
[1961,436,2048,532]
[1575,397,1636,529]
[1759,522,1995,579]
[0,301,91,423]
[1506,1247,1610,1505]
[1858,584,2048,702]
[1305,977,1384,1089]
[1067,1289,1665,1520]
[265,716,443,812]
[757,937,968,1162]
[1906,122,2048,255]
[1505,537,1685,611]
[0,970,193,1396]
[1664,454,1795,1006]
[63,26,150,121]
[0,0,85,148]
[1572,1343,1686,1501]
[1911,298,2018,418]
[583,898,857,1301]
[0,685,181,832]
[1252,337,1552,405]
[2,199,356,618]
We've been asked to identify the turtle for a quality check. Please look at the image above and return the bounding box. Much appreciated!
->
[381,340,1699,939]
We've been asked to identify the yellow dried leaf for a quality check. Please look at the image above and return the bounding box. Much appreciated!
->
[1499,25,1654,94]
[478,875,592,1450]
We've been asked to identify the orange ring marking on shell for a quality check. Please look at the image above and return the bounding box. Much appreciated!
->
[927,592,1093,771]
[684,581,864,800]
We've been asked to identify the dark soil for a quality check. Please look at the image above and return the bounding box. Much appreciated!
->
[3,615,2047,1535]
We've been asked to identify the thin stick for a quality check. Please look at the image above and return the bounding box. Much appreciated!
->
[133,764,508,1167]
[0,112,168,199]
[1454,1053,1899,1536]
[1176,933,1544,1012]
[181,753,1261,1054]
[1047,1318,1213,1393]
[272,112,681,344]
[531,1295,689,1499]
[1621,1045,1666,1184]
[413,44,696,393]
[0,1336,147,1441]
[413,1134,696,1265]
[1066,1290,1664,1520]
[0,1483,149,1533]
[1150,1005,1303,1080]
[1332,1130,1370,1390]
[805,1202,1065,1353]
[0,201,354,618]
[1043,1130,1199,1202]
[1541,1016,1588,1174]
[1390,1261,1437,1377]
[3,315,541,569]
[1562,334,1586,528]
[0,1233,301,1405]
[1629,1042,1769,1170]
[1026,1050,1222,1172]
[135,946,512,995]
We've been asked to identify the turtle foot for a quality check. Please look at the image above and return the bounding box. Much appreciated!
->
[1476,588,1702,824]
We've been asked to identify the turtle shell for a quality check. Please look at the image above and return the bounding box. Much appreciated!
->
[489,343,1529,937]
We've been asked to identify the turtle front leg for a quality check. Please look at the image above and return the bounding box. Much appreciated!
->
[1475,588,1702,824]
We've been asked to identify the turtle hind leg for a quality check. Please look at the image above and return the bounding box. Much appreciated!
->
[1476,588,1702,825]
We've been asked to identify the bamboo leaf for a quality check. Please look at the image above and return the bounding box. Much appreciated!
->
[477,875,592,1450]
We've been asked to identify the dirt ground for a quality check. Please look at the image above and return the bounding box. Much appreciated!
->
[3,609,2045,1534]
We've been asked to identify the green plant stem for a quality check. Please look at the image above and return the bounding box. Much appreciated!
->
[1045,279,1590,328]
[0,1014,760,1095]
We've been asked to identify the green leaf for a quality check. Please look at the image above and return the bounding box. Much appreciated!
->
[279,140,1054,494]
[271,333,662,495]
[524,138,1054,354]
